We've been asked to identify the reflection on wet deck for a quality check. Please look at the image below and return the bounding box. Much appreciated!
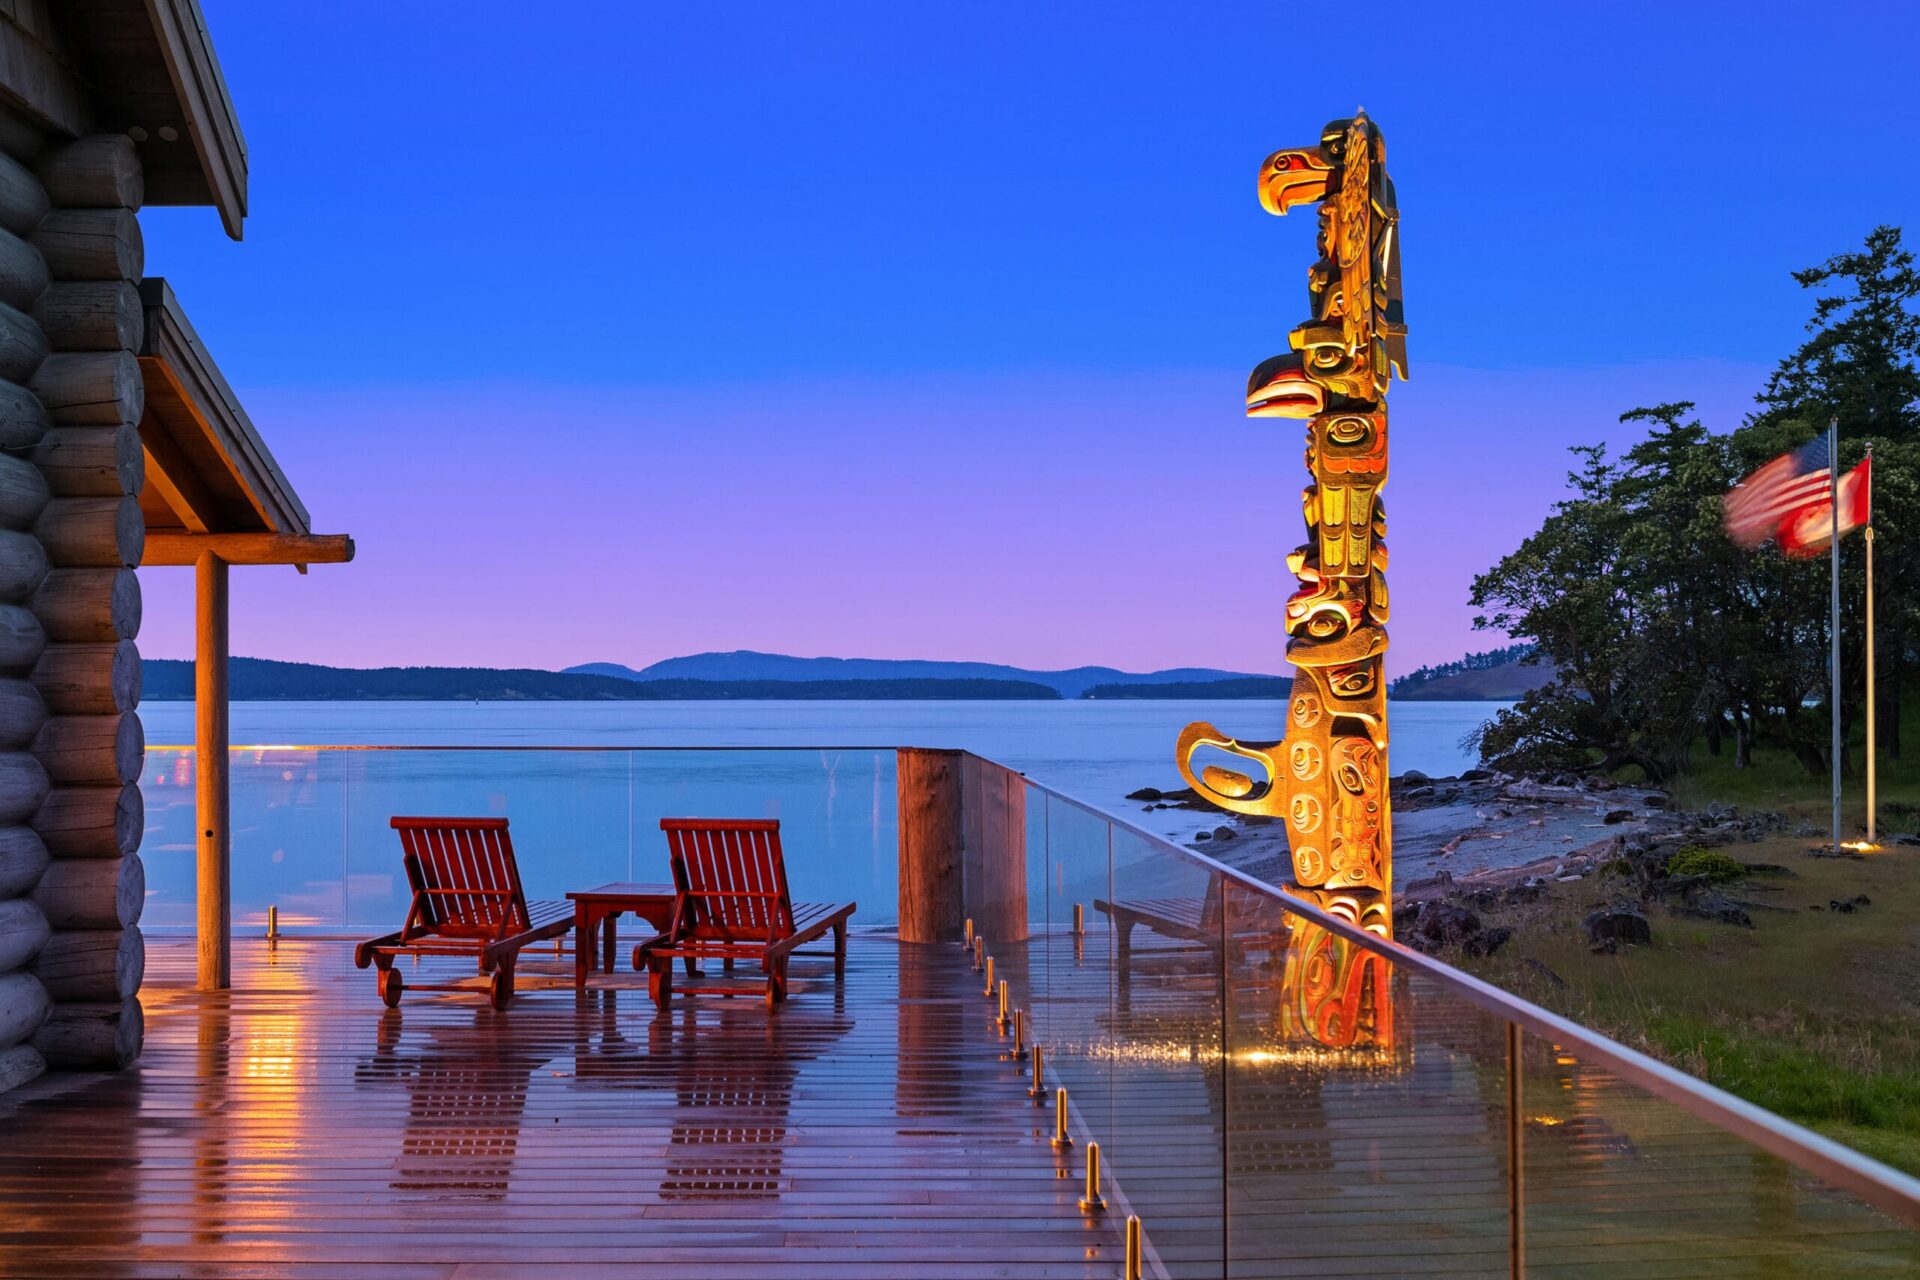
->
[0,938,1126,1279]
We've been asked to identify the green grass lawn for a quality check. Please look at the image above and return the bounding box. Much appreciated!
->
[1457,833,1920,1176]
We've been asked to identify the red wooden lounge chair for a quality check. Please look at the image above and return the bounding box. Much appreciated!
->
[632,818,855,1010]
[354,817,573,1009]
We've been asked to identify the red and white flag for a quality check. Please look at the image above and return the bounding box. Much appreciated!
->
[1723,435,1834,549]
[1778,456,1872,558]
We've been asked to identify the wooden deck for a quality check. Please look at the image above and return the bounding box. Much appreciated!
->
[0,937,1128,1278]
[2,929,1915,1278]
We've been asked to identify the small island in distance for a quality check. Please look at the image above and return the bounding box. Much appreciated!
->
[141,647,1542,701]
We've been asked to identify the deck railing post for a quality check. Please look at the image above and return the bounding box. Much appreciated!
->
[1508,1020,1526,1278]
[897,748,965,943]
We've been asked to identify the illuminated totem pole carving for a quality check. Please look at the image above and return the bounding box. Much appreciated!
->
[1177,112,1406,931]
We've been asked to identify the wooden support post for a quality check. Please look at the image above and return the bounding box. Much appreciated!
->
[195,551,228,991]
[896,748,964,944]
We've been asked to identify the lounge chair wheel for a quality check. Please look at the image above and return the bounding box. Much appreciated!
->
[379,966,403,1008]
[489,966,513,1010]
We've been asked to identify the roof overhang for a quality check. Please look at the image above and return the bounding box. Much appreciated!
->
[137,278,350,571]
[0,0,247,237]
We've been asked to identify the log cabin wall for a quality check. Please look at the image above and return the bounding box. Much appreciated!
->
[0,128,146,1094]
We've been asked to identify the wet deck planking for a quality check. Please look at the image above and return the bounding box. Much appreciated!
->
[0,937,1127,1278]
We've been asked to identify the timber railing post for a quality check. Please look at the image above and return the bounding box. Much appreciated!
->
[195,551,228,990]
[897,748,963,944]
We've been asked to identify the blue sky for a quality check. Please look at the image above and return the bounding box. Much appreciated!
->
[134,1,1920,672]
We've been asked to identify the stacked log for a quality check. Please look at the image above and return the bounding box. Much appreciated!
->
[0,145,54,1090]
[0,135,149,1090]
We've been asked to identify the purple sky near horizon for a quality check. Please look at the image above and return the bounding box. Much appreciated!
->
[129,2,1920,678]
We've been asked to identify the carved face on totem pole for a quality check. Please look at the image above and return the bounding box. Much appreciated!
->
[1176,112,1407,912]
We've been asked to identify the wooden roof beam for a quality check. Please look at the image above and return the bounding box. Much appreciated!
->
[142,532,353,572]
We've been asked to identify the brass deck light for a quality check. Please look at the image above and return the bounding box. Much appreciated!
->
[1052,1086,1073,1149]
[1029,1043,1046,1098]
[997,979,1011,1031]
[1123,1215,1143,1280]
[972,936,985,972]
[963,917,974,948]
[982,954,995,998]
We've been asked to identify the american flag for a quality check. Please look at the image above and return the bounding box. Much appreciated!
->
[1723,435,1832,549]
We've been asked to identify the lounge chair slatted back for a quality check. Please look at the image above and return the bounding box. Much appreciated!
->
[664,819,795,944]
[637,818,855,1009]
[354,816,573,1009]
[397,817,531,939]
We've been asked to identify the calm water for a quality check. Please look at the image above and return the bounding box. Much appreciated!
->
[137,700,1503,933]
[140,699,1499,805]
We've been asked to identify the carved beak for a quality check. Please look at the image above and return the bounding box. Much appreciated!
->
[1246,351,1325,418]
[1259,147,1333,216]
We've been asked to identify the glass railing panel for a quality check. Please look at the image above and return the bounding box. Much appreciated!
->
[1033,790,1117,1168]
[1521,1035,1920,1274]
[1220,881,1516,1276]
[139,747,899,932]
[1105,824,1227,1278]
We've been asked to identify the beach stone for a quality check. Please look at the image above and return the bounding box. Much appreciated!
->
[1400,769,1431,786]
[1193,831,1211,842]
[1680,887,1752,929]
[1461,769,1493,782]
[1211,826,1234,842]
[1894,833,1920,847]
[1602,809,1634,825]
[1583,906,1651,950]
[1643,792,1669,809]
[1395,901,1509,957]
[1127,787,1164,802]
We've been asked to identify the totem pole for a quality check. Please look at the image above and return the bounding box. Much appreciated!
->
[1176,112,1406,940]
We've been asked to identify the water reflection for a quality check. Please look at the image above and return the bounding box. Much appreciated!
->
[357,1010,559,1201]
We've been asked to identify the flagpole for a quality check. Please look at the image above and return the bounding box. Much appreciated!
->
[1865,441,1876,845]
[1829,415,1841,855]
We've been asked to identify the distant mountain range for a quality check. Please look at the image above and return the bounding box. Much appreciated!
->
[567,652,1272,700]
[139,650,1536,702]
[143,658,1060,702]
